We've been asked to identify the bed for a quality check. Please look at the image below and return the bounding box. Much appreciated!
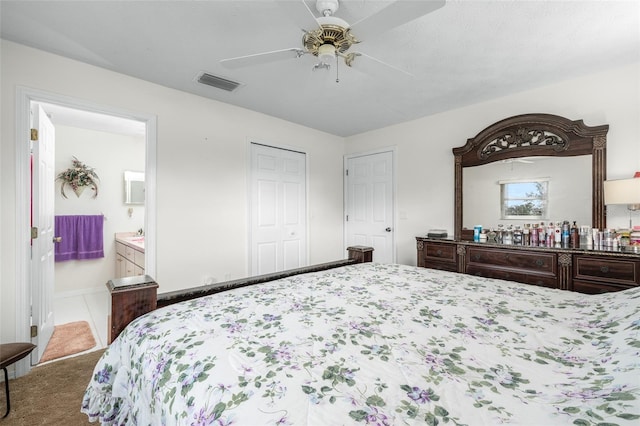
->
[82,262,640,425]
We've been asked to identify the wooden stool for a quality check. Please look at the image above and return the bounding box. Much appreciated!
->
[0,343,36,418]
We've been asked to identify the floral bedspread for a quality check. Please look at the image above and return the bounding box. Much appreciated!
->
[82,263,640,425]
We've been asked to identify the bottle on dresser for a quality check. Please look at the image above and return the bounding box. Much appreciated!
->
[570,221,580,248]
[503,225,513,245]
[538,222,547,246]
[531,223,539,246]
[561,220,570,248]
[555,222,563,247]
[630,226,640,247]
[580,225,591,247]
[546,222,555,247]
[513,225,523,245]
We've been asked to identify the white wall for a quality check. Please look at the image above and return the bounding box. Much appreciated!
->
[2,39,638,346]
[345,62,640,265]
[1,40,345,343]
[53,125,145,294]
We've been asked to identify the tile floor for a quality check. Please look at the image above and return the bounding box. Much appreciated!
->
[48,289,110,363]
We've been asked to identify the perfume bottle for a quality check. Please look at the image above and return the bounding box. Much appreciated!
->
[555,221,563,246]
[513,225,523,245]
[503,225,513,245]
[487,228,497,243]
[570,221,579,248]
[547,222,555,247]
[538,222,546,246]
[531,223,539,246]
[496,224,504,244]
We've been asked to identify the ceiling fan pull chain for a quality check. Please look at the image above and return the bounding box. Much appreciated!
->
[335,53,339,83]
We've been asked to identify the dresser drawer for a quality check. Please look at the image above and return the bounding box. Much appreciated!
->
[572,279,633,294]
[466,247,557,275]
[574,256,639,286]
[425,260,458,273]
[466,266,557,289]
[424,243,457,264]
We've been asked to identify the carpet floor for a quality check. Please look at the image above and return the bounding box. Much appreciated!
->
[2,349,104,425]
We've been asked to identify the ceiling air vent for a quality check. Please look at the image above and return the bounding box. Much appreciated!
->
[197,72,242,92]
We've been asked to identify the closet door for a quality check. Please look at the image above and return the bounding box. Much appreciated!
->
[250,143,307,275]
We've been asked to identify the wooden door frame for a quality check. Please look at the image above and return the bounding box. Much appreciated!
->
[343,147,398,263]
[13,86,157,376]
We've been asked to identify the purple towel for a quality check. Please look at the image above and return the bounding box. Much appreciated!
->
[55,215,104,262]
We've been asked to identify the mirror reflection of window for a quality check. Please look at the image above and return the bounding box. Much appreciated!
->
[462,156,591,229]
[124,171,145,205]
[500,179,548,220]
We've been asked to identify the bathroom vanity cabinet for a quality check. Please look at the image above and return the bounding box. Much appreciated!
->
[115,234,145,278]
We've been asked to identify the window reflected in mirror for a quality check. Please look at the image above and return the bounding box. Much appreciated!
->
[500,179,548,220]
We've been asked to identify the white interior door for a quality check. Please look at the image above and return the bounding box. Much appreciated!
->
[250,143,307,275]
[31,103,56,363]
[345,151,395,263]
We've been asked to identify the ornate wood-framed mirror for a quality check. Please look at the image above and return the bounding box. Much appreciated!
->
[452,113,609,240]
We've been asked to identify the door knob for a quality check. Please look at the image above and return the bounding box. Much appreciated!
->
[385,227,392,232]
[53,236,62,243]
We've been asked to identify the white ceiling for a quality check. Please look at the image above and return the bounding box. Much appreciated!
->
[2,0,639,137]
[36,102,146,137]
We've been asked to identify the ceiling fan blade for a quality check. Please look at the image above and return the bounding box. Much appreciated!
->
[220,48,305,69]
[348,52,414,79]
[349,0,446,41]
[275,0,319,32]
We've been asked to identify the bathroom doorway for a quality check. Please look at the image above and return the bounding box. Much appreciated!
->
[40,101,146,355]
[15,87,157,369]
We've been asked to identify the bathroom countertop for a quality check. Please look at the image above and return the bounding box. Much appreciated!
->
[115,232,145,252]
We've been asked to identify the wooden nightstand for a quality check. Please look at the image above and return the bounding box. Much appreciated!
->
[106,275,158,343]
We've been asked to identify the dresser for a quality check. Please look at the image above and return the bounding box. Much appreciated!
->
[416,237,640,294]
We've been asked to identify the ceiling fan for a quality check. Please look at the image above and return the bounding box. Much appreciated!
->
[220,0,445,80]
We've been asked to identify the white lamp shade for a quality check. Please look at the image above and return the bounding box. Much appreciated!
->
[317,44,336,64]
[604,178,640,205]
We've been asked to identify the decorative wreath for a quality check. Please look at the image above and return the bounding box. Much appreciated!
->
[56,156,99,198]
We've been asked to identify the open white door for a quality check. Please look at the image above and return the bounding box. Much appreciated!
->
[345,151,395,263]
[30,104,56,363]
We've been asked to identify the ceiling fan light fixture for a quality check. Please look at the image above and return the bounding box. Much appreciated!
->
[303,16,357,63]
[318,44,336,64]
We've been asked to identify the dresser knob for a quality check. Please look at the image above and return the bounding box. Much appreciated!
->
[535,259,544,267]
[436,249,442,256]
[600,266,610,274]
